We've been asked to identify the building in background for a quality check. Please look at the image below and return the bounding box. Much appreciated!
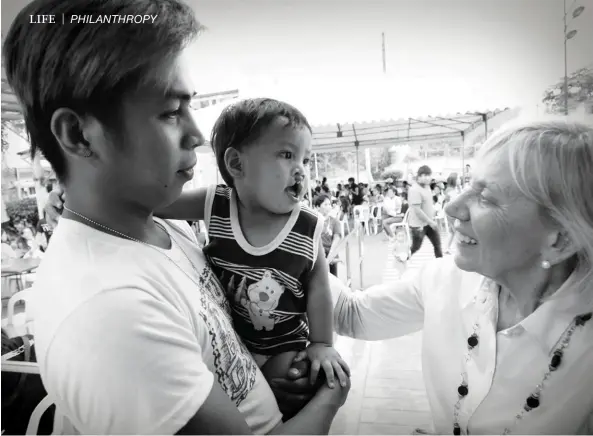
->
[194,89,239,109]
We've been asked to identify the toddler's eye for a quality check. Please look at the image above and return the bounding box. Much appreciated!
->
[281,151,293,159]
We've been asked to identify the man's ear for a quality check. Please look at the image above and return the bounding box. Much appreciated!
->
[50,108,94,158]
[223,147,244,180]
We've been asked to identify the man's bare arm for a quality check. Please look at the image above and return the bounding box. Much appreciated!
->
[178,379,347,435]
[411,204,435,227]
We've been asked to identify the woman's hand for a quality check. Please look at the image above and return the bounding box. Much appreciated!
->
[45,186,66,229]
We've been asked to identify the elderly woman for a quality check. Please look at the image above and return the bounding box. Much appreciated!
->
[328,118,593,434]
[5,0,348,434]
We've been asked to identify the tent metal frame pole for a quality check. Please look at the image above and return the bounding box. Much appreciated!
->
[460,131,466,185]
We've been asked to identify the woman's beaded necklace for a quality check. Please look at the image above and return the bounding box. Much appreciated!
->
[452,287,591,435]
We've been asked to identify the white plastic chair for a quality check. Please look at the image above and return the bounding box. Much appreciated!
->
[339,214,350,237]
[434,203,449,236]
[370,204,382,234]
[26,395,74,435]
[389,209,411,239]
[2,288,35,338]
[353,205,371,236]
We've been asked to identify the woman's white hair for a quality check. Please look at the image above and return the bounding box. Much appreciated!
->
[478,116,593,301]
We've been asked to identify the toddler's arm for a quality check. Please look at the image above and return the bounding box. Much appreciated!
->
[305,239,350,388]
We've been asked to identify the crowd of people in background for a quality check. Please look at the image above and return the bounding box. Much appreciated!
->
[306,169,467,238]
[1,217,52,262]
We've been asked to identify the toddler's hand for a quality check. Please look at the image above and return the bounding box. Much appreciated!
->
[305,342,350,389]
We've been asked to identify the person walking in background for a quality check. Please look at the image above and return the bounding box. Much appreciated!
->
[443,173,461,254]
[381,187,403,240]
[408,165,442,258]
[314,194,342,277]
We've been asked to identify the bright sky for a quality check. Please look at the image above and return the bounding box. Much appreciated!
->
[187,0,593,120]
[3,0,593,122]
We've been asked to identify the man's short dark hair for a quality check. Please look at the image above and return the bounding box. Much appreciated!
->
[3,0,201,181]
[313,194,331,208]
[417,165,432,177]
[211,98,311,187]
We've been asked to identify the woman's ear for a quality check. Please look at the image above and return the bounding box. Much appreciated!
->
[223,147,244,181]
[544,230,578,266]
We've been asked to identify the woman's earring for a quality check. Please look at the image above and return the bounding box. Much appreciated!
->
[81,148,92,158]
[541,260,551,269]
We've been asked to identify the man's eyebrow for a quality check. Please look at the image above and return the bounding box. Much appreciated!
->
[164,89,197,101]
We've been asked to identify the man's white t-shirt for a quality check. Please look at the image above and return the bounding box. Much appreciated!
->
[31,218,282,435]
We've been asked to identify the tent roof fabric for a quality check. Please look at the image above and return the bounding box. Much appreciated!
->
[310,108,519,154]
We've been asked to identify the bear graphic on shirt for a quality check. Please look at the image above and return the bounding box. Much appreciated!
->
[240,270,284,331]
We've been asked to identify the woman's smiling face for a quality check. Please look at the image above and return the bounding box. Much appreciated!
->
[445,153,550,281]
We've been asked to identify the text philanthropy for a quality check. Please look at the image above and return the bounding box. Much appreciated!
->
[70,14,158,23]
[29,14,158,24]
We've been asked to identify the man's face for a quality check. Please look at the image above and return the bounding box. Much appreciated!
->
[88,52,205,211]
[417,173,432,186]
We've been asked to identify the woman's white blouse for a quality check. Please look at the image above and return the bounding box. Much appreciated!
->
[331,258,593,435]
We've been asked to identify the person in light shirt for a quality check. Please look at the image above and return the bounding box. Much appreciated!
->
[381,186,403,239]
[330,119,593,435]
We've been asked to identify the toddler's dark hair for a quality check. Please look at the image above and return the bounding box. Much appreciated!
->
[211,98,311,186]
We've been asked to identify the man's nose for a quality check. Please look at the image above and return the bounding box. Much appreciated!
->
[182,112,206,150]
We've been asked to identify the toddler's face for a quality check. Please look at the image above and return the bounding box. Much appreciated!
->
[395,230,407,243]
[239,116,312,214]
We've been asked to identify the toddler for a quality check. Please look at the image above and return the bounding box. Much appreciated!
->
[392,227,410,277]
[157,98,349,389]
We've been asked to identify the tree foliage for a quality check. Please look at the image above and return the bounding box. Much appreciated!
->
[542,66,593,114]
[381,169,404,181]
[4,197,39,226]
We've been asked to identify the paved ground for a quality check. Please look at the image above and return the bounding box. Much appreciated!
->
[330,227,449,435]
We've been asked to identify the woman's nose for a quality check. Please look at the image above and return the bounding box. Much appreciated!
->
[445,196,469,221]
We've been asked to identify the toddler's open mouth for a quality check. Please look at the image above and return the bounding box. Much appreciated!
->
[286,181,303,201]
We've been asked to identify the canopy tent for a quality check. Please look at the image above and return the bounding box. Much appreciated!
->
[309,107,520,181]
[193,98,520,179]
[310,108,519,153]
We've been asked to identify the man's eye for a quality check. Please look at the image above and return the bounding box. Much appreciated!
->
[163,109,181,119]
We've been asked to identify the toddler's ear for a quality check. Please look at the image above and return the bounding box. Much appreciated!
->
[224,147,243,180]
